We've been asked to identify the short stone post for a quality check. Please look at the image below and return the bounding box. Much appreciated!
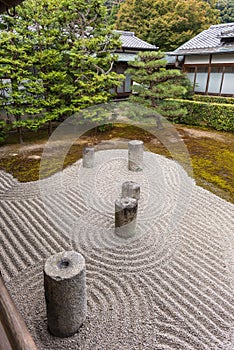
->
[82,147,95,168]
[156,115,163,130]
[44,251,87,338]
[128,140,143,171]
[115,197,138,238]
[122,181,140,200]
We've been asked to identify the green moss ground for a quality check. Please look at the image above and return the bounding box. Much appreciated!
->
[188,139,233,202]
[0,124,233,203]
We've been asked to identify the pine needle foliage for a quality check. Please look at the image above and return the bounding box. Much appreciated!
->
[127,51,191,121]
[0,0,123,142]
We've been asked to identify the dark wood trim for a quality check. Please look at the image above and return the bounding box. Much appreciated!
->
[0,273,38,350]
[121,47,158,52]
[184,63,234,67]
[115,92,131,98]
[219,66,225,95]
[184,62,234,96]
[193,66,198,91]
[211,63,234,67]
[0,320,12,350]
[115,49,138,54]
[205,54,212,94]
[0,0,24,13]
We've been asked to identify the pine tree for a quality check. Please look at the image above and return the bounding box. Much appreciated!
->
[61,0,123,113]
[216,0,234,23]
[17,0,74,137]
[0,0,123,142]
[127,51,190,124]
[105,0,125,24]
[0,14,48,143]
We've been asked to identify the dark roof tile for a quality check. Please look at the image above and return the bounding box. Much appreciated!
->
[170,23,234,55]
[116,30,158,50]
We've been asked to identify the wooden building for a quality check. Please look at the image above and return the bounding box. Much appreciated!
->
[113,31,158,98]
[169,23,234,96]
[0,0,23,13]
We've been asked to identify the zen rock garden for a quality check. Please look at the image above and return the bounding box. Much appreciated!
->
[0,138,233,350]
[44,140,143,337]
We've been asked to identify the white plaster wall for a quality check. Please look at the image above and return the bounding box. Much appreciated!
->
[212,54,234,63]
[184,55,210,64]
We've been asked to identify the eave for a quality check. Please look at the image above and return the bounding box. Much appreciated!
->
[0,0,23,13]
[168,46,234,56]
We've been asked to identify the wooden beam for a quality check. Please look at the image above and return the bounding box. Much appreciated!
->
[205,54,212,94]
[0,273,38,350]
[219,66,225,95]
[0,319,12,350]
[193,66,197,92]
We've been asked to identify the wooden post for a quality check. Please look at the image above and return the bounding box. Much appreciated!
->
[0,319,12,350]
[0,272,38,350]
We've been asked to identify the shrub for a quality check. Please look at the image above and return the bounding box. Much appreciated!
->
[192,95,234,105]
[0,120,7,143]
[170,99,234,132]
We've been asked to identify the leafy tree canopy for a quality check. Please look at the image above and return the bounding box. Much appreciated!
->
[115,0,219,51]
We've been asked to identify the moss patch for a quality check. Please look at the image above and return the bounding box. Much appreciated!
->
[0,124,233,203]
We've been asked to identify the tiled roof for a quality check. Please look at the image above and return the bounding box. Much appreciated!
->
[170,23,234,55]
[219,28,234,39]
[116,30,158,50]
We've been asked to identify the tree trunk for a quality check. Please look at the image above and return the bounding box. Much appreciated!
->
[17,126,23,144]
[48,120,52,136]
[151,96,163,130]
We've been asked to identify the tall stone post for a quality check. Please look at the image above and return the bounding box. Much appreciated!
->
[122,181,140,200]
[115,197,138,238]
[128,140,143,171]
[44,251,87,338]
[83,147,95,168]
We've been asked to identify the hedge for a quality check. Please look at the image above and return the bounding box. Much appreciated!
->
[171,99,234,132]
[193,94,234,105]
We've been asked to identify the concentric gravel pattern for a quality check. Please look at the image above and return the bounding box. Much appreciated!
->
[0,150,234,349]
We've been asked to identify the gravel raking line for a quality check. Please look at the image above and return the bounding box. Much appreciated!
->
[0,149,234,350]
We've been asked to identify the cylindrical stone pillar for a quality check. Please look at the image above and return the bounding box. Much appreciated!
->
[122,181,140,200]
[82,147,95,168]
[156,115,163,130]
[128,140,143,171]
[44,251,87,338]
[115,197,138,238]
